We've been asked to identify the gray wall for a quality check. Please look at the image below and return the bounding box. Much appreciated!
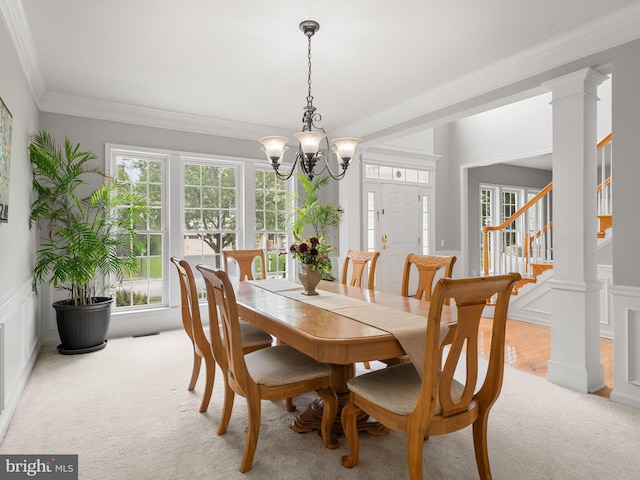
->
[0,16,40,439]
[0,22,39,294]
[612,39,640,288]
[433,124,460,252]
[40,113,261,167]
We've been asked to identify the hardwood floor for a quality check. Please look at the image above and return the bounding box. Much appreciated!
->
[478,318,613,398]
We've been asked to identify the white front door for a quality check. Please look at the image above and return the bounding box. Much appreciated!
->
[377,183,421,294]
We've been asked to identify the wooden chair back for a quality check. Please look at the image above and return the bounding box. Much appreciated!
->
[223,249,267,280]
[170,257,215,412]
[341,250,380,289]
[341,272,521,479]
[401,254,457,303]
[196,264,339,472]
[197,265,247,392]
[423,273,518,420]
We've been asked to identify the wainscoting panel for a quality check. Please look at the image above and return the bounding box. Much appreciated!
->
[0,279,40,441]
[611,284,640,409]
[627,309,640,385]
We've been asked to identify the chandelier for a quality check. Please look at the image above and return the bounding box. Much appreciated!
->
[258,20,361,181]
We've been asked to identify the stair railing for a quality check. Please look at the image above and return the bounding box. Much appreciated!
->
[597,134,613,237]
[482,182,552,277]
[483,134,612,278]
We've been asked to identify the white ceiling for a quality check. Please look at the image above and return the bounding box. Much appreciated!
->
[4,0,640,148]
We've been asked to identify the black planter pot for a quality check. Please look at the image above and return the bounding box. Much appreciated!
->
[53,297,114,354]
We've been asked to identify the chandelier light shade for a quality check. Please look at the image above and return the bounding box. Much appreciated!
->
[258,20,361,181]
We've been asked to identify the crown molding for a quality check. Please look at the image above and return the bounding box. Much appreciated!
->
[39,92,277,141]
[0,0,45,106]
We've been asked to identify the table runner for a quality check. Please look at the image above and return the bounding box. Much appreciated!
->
[246,280,448,377]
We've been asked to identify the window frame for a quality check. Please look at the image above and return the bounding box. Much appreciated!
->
[107,146,169,310]
[107,143,287,313]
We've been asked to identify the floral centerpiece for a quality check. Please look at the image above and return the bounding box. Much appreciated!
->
[287,237,333,295]
[288,237,333,274]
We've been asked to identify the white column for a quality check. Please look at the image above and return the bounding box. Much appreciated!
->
[542,68,607,393]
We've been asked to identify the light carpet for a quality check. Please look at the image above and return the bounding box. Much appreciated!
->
[1,329,639,479]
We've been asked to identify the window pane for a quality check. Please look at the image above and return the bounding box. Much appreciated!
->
[184,164,200,184]
[183,161,240,297]
[254,169,288,279]
[366,165,379,179]
[379,166,393,180]
[184,186,201,208]
[113,153,165,309]
[367,191,376,252]
[422,195,430,254]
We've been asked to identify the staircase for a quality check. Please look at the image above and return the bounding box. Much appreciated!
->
[482,133,613,294]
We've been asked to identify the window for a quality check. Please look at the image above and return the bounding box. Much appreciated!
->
[109,145,291,311]
[421,195,430,254]
[480,184,541,275]
[480,187,494,274]
[254,169,288,278]
[366,165,430,184]
[112,152,166,308]
[367,191,376,252]
[502,190,518,251]
[183,160,239,296]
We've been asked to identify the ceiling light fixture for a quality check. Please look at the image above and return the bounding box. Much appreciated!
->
[258,20,361,181]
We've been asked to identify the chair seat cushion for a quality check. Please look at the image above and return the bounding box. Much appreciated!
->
[245,345,331,386]
[239,320,273,347]
[346,363,464,416]
[204,322,272,350]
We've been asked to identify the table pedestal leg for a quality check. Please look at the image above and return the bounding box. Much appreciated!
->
[291,363,389,436]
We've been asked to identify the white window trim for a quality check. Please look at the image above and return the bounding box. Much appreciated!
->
[105,143,270,313]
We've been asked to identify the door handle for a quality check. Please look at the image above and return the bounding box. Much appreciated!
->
[381,234,388,250]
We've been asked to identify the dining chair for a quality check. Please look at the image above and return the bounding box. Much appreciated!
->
[222,248,295,410]
[223,249,268,280]
[341,272,521,480]
[341,250,380,369]
[196,265,339,473]
[402,253,457,303]
[341,250,380,290]
[170,257,272,413]
[377,254,458,367]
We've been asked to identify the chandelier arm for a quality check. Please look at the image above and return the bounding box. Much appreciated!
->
[318,134,346,180]
[321,154,349,180]
[271,155,299,181]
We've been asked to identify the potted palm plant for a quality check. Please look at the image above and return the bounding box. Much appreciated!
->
[289,173,343,280]
[29,131,149,354]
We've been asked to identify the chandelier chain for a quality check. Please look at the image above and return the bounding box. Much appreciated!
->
[307,34,313,104]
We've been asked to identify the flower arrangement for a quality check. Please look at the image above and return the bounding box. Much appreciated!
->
[287,237,333,274]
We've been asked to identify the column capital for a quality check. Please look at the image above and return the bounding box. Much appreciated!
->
[542,67,608,100]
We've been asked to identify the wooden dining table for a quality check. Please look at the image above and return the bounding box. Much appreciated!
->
[233,278,454,435]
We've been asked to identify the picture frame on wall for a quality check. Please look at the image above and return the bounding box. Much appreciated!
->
[0,96,12,223]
